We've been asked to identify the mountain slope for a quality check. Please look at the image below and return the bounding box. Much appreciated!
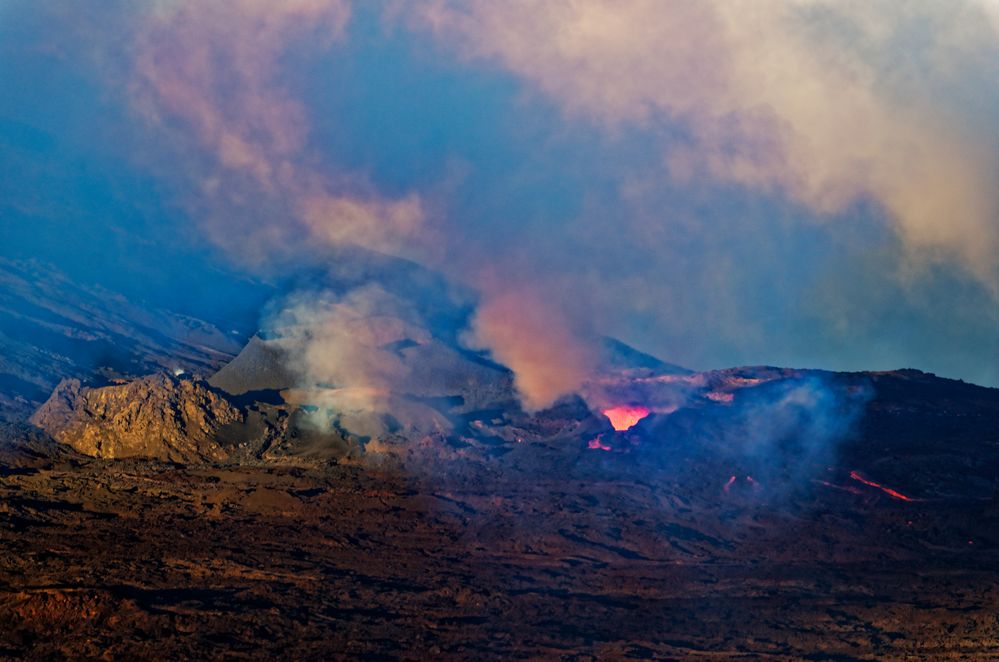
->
[0,259,248,421]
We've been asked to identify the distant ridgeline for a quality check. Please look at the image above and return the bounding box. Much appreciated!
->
[0,259,252,422]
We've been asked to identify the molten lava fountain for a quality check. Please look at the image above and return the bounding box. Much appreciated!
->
[602,405,651,431]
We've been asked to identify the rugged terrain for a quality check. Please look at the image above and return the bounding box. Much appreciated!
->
[0,259,245,423]
[2,262,998,659]
[2,368,999,659]
[30,375,242,463]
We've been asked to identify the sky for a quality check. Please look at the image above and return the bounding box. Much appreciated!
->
[2,1,999,407]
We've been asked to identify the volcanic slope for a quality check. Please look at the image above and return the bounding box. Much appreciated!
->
[0,259,248,422]
[1,365,998,658]
[7,253,999,657]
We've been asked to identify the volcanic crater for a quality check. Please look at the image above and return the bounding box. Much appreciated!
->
[3,289,998,659]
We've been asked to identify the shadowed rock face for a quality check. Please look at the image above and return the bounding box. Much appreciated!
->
[208,336,296,397]
[30,375,242,463]
[0,259,249,423]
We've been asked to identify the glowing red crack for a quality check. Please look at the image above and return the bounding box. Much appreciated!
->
[587,435,612,451]
[849,471,913,502]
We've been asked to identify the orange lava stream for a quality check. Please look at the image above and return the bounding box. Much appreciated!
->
[602,405,651,431]
[849,471,913,502]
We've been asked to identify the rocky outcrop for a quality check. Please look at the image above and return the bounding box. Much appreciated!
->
[30,374,242,463]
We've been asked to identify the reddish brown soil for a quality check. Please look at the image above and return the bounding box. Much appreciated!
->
[1,449,996,660]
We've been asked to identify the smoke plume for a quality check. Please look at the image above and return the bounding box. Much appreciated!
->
[464,286,596,411]
[125,0,592,408]
[17,0,999,406]
[267,285,424,397]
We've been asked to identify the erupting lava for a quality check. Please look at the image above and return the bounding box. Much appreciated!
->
[849,471,914,502]
[602,405,650,431]
[587,435,612,451]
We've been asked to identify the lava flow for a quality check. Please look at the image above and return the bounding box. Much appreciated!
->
[849,471,914,502]
[587,434,612,451]
[602,405,651,431]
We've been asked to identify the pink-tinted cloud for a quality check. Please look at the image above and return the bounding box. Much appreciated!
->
[131,0,426,260]
[465,285,596,411]
[412,0,999,286]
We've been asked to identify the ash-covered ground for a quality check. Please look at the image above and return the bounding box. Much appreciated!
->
[1,261,998,659]
[3,367,999,659]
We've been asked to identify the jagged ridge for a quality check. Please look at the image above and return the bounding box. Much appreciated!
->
[30,374,242,463]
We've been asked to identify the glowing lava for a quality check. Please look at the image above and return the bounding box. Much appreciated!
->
[602,405,651,431]
[587,435,612,451]
[849,471,914,502]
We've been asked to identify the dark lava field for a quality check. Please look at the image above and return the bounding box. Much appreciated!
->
[2,368,999,661]
[1,260,998,659]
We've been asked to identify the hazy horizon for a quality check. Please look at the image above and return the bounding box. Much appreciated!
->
[4,1,999,402]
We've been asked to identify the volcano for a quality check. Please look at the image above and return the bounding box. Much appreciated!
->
[0,269,996,659]
[7,0,999,656]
